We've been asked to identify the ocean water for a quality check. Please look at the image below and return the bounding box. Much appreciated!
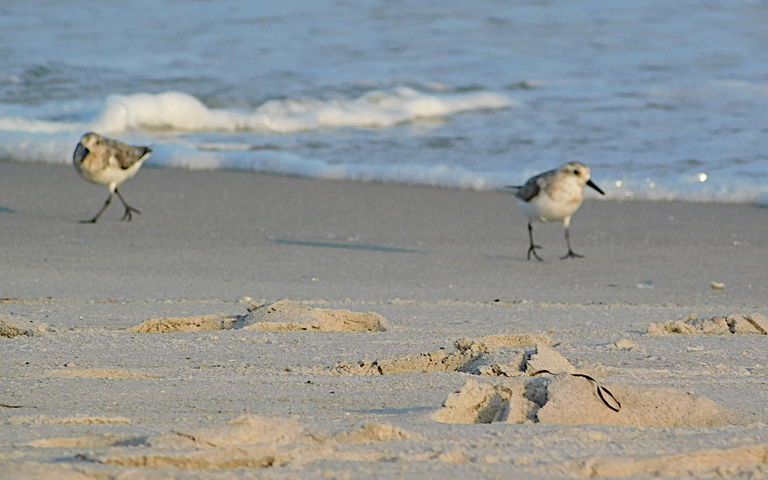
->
[1,0,767,203]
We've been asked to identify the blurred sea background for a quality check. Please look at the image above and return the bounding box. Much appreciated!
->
[1,0,768,203]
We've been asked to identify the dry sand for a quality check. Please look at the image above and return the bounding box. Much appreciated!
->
[1,162,768,479]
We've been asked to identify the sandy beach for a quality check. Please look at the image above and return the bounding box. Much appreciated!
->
[2,161,768,479]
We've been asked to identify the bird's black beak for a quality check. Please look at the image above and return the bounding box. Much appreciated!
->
[73,143,89,164]
[587,179,605,195]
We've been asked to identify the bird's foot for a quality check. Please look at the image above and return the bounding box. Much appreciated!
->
[527,244,544,261]
[121,206,141,222]
[79,218,98,224]
[561,249,584,260]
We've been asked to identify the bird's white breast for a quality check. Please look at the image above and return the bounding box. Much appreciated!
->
[76,153,146,190]
[518,176,585,223]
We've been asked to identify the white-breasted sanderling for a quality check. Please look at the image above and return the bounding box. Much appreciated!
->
[507,161,604,261]
[73,132,152,223]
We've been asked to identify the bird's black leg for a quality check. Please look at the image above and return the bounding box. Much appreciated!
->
[114,187,140,221]
[561,226,584,259]
[81,193,113,224]
[527,222,543,261]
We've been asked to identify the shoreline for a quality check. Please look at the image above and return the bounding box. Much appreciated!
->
[1,161,766,306]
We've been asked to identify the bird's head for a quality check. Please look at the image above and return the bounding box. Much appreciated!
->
[78,132,103,150]
[561,161,604,195]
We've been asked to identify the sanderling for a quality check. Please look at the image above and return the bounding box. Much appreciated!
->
[73,132,152,223]
[507,161,604,261]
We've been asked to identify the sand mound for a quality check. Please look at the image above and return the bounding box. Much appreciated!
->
[427,343,583,424]
[335,334,552,375]
[336,347,477,375]
[148,415,306,449]
[77,417,418,470]
[610,338,641,351]
[432,378,531,424]
[431,343,736,427]
[236,299,387,332]
[522,342,576,375]
[126,314,235,333]
[559,444,768,478]
[648,312,768,336]
[537,374,733,427]
[433,374,736,427]
[26,432,133,448]
[456,333,552,350]
[333,423,422,443]
[0,314,52,337]
[125,300,388,334]
[96,444,326,469]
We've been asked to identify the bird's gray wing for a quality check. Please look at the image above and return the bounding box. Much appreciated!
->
[514,167,558,202]
[114,144,152,170]
[513,178,540,202]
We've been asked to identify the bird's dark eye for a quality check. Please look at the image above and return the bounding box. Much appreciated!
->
[573,169,580,175]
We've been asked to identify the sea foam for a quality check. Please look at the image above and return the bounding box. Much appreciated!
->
[92,89,514,134]
[2,86,767,203]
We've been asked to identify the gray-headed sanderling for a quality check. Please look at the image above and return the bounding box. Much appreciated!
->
[73,132,152,223]
[507,161,604,261]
